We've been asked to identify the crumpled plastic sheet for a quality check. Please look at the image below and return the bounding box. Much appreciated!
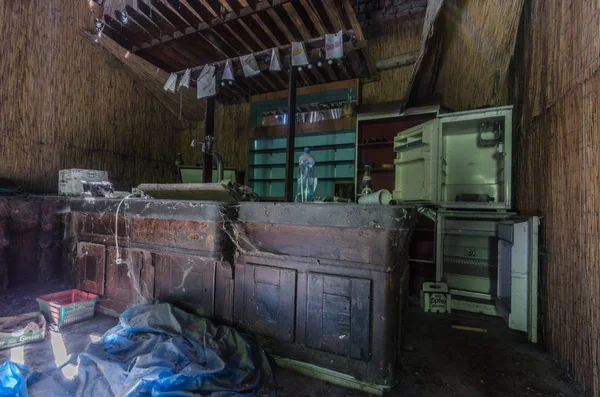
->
[0,361,36,397]
[53,303,275,397]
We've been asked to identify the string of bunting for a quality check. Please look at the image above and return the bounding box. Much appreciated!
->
[162,30,346,99]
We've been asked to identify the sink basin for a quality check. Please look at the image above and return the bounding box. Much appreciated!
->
[137,183,238,201]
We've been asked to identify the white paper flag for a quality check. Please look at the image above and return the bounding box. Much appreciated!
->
[325,30,344,60]
[291,42,309,66]
[269,47,282,71]
[240,54,260,77]
[178,69,191,89]
[197,65,216,99]
[222,60,234,81]
[163,73,177,92]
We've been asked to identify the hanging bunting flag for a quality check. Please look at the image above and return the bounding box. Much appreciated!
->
[325,30,344,60]
[269,47,282,71]
[291,42,309,66]
[178,69,191,89]
[163,73,177,92]
[197,65,216,99]
[240,54,260,77]
[222,60,235,82]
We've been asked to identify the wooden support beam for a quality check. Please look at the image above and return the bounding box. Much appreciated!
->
[320,0,345,32]
[266,8,295,43]
[375,51,420,71]
[236,19,268,49]
[299,0,327,36]
[165,0,203,25]
[285,68,297,202]
[282,3,312,40]
[341,0,364,41]
[80,30,201,121]
[251,13,282,47]
[203,97,216,182]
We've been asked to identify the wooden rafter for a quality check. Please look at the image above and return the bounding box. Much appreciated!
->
[101,0,372,102]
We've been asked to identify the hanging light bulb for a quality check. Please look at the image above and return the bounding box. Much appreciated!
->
[120,12,128,24]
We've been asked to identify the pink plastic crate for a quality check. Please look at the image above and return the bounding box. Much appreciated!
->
[36,289,98,327]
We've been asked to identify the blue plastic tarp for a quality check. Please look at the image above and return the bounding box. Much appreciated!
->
[0,361,36,397]
[68,303,275,396]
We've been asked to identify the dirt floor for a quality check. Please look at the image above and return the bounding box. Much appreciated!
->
[0,284,585,397]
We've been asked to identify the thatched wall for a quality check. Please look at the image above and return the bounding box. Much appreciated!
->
[431,0,524,111]
[362,17,424,104]
[0,0,190,192]
[515,0,600,395]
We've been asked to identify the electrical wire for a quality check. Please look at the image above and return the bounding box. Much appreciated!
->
[115,193,140,264]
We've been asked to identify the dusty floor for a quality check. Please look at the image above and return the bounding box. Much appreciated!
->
[0,284,584,397]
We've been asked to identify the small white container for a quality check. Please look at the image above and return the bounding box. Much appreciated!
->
[420,282,451,313]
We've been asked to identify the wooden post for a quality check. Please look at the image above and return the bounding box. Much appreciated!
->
[285,68,297,202]
[203,96,216,183]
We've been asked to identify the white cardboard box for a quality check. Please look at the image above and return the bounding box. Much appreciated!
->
[421,282,451,313]
[58,169,108,196]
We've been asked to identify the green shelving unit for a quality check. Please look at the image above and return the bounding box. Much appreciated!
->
[248,130,356,199]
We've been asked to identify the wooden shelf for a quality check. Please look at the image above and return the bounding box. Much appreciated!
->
[252,118,356,138]
[358,141,393,148]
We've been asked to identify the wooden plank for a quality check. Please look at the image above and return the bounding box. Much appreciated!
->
[341,0,364,40]
[266,8,295,43]
[299,0,327,36]
[306,273,324,349]
[115,10,156,45]
[319,60,339,81]
[376,51,420,71]
[308,64,327,84]
[105,15,146,48]
[359,46,379,81]
[150,0,191,31]
[137,0,178,38]
[320,0,345,32]
[251,78,357,102]
[126,5,162,40]
[179,0,211,23]
[278,269,297,341]
[237,19,269,49]
[350,278,371,360]
[77,242,106,296]
[165,0,203,25]
[214,24,255,53]
[251,13,283,46]
[282,3,312,40]
[101,23,135,50]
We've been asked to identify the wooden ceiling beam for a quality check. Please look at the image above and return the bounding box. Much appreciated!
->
[115,10,155,45]
[183,0,219,21]
[265,8,295,43]
[137,0,178,38]
[164,0,203,25]
[150,0,191,31]
[173,31,360,75]
[341,0,364,41]
[213,24,255,53]
[80,30,201,120]
[250,14,282,47]
[105,15,147,48]
[282,3,312,40]
[101,22,135,50]
[298,0,327,36]
[236,19,268,50]
[125,6,162,41]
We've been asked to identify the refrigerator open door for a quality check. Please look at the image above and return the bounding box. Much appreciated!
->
[496,216,539,343]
